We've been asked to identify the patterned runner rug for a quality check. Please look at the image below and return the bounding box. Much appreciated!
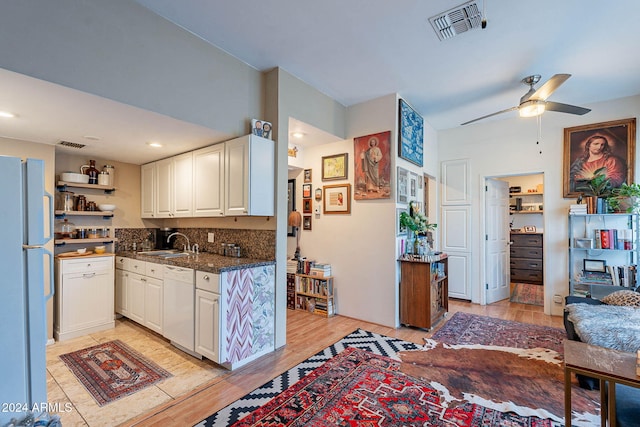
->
[431,312,566,354]
[196,328,572,426]
[511,282,544,306]
[59,339,172,406]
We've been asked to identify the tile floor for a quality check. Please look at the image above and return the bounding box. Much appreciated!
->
[46,318,228,427]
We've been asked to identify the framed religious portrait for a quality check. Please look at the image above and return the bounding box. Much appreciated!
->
[398,99,424,167]
[302,184,312,198]
[353,131,391,200]
[563,118,636,198]
[322,153,348,181]
[397,166,409,204]
[303,169,312,183]
[323,184,351,214]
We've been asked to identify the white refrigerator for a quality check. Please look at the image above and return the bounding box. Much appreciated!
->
[0,156,54,425]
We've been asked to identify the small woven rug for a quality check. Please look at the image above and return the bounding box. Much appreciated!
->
[59,339,172,406]
[511,282,544,306]
[431,312,566,354]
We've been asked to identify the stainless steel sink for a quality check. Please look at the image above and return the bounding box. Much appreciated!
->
[159,252,191,259]
[137,250,180,256]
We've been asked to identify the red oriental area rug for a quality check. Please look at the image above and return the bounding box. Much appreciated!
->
[511,282,544,306]
[230,346,556,427]
[59,339,172,406]
[431,312,566,354]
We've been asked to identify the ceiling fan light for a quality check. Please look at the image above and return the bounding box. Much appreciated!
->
[519,100,546,118]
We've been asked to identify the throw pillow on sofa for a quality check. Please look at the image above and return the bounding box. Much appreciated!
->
[601,290,640,307]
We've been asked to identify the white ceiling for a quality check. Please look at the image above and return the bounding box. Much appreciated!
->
[1,0,640,165]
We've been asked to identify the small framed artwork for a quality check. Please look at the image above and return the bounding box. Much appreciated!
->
[563,118,636,198]
[303,198,312,213]
[303,215,312,230]
[397,167,409,204]
[583,259,606,273]
[322,153,348,181]
[251,118,272,139]
[398,99,424,167]
[302,184,312,198]
[409,172,418,198]
[315,187,322,201]
[303,169,312,183]
[323,183,351,214]
[287,179,296,237]
[523,225,537,233]
[397,208,407,236]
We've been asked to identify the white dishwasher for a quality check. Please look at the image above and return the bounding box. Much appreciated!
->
[163,265,195,353]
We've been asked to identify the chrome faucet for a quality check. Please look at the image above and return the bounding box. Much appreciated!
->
[167,232,191,252]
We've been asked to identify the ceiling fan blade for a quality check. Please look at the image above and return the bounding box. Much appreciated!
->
[461,106,518,126]
[529,73,571,101]
[545,101,591,115]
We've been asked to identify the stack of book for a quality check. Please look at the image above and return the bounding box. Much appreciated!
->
[310,263,332,277]
[287,259,298,274]
[569,204,588,214]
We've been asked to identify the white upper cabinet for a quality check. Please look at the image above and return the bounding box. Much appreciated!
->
[193,144,225,217]
[141,134,274,218]
[141,162,156,218]
[173,152,193,217]
[224,134,275,216]
[155,157,173,218]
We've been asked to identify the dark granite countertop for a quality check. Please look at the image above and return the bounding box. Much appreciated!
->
[116,251,275,274]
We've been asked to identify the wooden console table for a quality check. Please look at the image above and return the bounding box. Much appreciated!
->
[564,339,640,427]
[399,254,448,330]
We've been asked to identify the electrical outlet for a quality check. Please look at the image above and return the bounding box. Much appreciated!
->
[207,232,215,243]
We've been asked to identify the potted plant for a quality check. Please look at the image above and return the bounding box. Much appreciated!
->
[607,182,640,213]
[400,204,437,254]
[575,167,612,214]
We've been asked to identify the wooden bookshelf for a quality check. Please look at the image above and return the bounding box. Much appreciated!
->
[294,273,335,317]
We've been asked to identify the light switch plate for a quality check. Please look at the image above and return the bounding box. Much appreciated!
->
[207,232,215,243]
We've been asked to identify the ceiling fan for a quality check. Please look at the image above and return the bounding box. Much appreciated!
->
[461,74,591,126]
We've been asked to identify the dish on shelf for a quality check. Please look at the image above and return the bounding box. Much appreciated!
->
[94,245,106,254]
[98,204,116,211]
[60,172,89,184]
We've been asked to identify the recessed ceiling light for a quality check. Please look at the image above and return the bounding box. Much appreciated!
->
[292,132,305,139]
[146,142,163,148]
[0,111,16,118]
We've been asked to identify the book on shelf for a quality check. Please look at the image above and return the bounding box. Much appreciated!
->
[569,204,588,214]
[310,263,332,277]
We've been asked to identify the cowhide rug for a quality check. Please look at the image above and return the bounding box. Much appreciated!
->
[398,341,600,426]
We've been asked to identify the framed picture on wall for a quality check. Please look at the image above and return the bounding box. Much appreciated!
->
[302,184,312,198]
[398,99,424,167]
[397,208,407,236]
[563,118,636,198]
[304,169,312,183]
[303,198,312,213]
[303,215,312,230]
[397,167,409,204]
[409,172,418,198]
[353,131,392,200]
[322,153,348,180]
[323,183,351,214]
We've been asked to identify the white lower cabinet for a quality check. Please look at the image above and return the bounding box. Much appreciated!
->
[115,257,163,334]
[55,256,115,341]
[195,271,220,362]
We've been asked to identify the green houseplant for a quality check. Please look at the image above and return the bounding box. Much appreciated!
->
[575,167,612,214]
[607,182,640,213]
[400,204,436,254]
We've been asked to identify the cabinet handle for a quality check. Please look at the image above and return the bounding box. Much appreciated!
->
[83,273,96,279]
[203,275,209,280]
[150,269,155,273]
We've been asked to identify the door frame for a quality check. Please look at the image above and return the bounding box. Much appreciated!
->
[481,171,546,308]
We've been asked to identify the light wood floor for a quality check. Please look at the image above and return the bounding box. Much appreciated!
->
[124,299,564,427]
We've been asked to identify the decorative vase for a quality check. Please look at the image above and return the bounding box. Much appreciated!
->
[405,229,415,255]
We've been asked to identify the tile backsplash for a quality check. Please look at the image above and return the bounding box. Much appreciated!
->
[115,228,275,260]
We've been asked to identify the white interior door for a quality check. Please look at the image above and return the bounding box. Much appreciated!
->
[485,178,510,304]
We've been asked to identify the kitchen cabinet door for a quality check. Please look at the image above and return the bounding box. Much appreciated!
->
[172,152,193,217]
[155,157,173,218]
[224,134,274,216]
[128,272,145,325]
[195,289,220,363]
[144,276,163,334]
[115,268,129,316]
[140,162,156,218]
[193,144,225,217]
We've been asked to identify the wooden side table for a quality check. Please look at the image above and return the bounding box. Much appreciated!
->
[564,340,640,427]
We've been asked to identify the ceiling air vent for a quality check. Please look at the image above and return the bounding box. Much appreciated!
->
[58,140,86,149]
[429,0,483,41]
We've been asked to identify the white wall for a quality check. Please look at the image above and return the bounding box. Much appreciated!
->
[438,94,640,315]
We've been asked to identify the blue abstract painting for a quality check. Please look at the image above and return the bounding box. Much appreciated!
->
[398,99,424,166]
